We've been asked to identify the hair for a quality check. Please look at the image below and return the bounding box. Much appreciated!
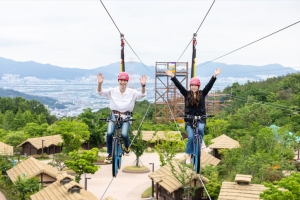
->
[186,90,201,107]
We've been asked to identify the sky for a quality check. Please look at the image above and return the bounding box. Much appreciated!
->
[0,0,299,70]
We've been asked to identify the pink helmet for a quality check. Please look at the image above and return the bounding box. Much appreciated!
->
[190,77,200,86]
[118,72,129,81]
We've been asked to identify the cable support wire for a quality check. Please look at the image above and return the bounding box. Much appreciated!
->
[100,102,152,200]
[177,0,216,62]
[231,95,299,112]
[99,0,153,75]
[232,95,298,110]
[100,178,114,200]
[198,20,300,67]
[129,102,152,147]
[197,174,212,200]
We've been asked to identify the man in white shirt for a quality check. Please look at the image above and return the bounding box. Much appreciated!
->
[97,72,147,163]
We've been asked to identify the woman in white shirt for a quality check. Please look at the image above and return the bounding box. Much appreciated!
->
[97,72,147,163]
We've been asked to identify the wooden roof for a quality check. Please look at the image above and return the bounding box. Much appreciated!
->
[17,135,63,149]
[0,141,13,156]
[103,197,117,200]
[177,152,220,167]
[235,174,252,183]
[6,157,59,183]
[132,131,181,141]
[31,173,98,200]
[209,134,240,149]
[200,151,221,167]
[218,174,266,200]
[148,161,209,193]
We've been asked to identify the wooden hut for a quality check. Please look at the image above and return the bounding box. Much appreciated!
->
[30,173,98,200]
[0,141,13,156]
[209,134,240,159]
[17,135,63,156]
[132,131,181,148]
[177,152,221,168]
[149,160,209,200]
[218,174,267,200]
[6,157,58,187]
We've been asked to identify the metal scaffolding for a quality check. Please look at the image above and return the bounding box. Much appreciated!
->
[154,62,188,122]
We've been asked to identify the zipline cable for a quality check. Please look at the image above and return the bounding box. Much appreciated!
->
[198,20,300,67]
[99,0,153,74]
[232,95,299,112]
[177,0,216,62]
[197,174,212,200]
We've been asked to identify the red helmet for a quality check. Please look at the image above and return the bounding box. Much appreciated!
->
[118,72,129,81]
[190,77,200,86]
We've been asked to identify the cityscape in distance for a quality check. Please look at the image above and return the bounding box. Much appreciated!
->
[0,56,298,117]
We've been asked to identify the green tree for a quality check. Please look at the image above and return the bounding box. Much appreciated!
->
[47,153,70,171]
[155,131,185,166]
[2,110,14,131]
[201,165,222,200]
[206,119,230,138]
[78,108,104,148]
[169,161,198,198]
[129,130,154,167]
[22,110,34,126]
[64,148,99,182]
[260,172,300,200]
[53,119,90,153]
[13,175,40,200]
[3,131,28,148]
[13,110,26,130]
[24,122,48,137]
[0,155,13,174]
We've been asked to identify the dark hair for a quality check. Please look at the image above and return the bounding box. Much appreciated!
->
[186,90,201,107]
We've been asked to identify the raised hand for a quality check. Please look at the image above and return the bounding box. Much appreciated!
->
[165,69,174,77]
[140,75,147,85]
[97,73,104,84]
[213,68,221,77]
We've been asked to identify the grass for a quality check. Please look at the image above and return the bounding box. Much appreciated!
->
[141,186,152,198]
[123,166,149,171]
[96,156,106,162]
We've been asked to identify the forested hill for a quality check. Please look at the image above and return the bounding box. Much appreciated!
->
[220,72,300,136]
[0,88,68,109]
[223,73,300,113]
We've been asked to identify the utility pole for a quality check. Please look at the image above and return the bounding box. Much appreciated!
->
[41,140,45,159]
[84,173,91,190]
[149,163,155,198]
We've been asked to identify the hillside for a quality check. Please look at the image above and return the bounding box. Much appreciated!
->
[0,88,69,109]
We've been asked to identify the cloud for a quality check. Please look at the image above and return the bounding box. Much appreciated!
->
[0,0,299,70]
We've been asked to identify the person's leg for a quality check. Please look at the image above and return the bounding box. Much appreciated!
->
[106,121,116,155]
[120,122,130,149]
[185,125,194,154]
[197,122,205,146]
[185,124,194,164]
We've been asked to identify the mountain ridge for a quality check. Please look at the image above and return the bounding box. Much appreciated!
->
[0,56,298,81]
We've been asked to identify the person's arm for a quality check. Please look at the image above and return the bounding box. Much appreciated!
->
[165,69,188,96]
[140,75,147,94]
[97,73,104,92]
[202,68,221,95]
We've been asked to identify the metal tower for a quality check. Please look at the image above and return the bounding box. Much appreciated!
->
[154,62,188,122]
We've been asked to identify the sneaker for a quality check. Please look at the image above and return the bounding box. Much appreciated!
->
[185,154,191,165]
[123,147,130,156]
[104,154,112,164]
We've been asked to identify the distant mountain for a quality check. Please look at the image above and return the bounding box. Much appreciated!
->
[0,57,298,81]
[0,88,70,109]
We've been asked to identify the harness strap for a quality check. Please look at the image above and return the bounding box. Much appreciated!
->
[112,110,132,116]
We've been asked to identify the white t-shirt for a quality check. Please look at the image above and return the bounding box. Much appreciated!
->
[97,87,146,112]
